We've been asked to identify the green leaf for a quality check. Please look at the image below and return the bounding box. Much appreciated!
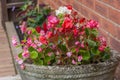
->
[101,53,110,60]
[41,45,46,49]
[30,51,38,59]
[42,8,51,16]
[58,44,67,52]
[38,52,43,58]
[105,47,110,52]
[71,48,76,53]
[44,56,51,65]
[91,29,98,36]
[44,48,52,54]
[28,47,35,52]
[82,51,90,61]
[34,59,43,65]
[79,49,86,53]
[28,18,36,23]
[18,52,22,58]
[91,48,100,55]
[87,39,96,47]
[85,28,90,36]
[39,60,44,65]
[51,54,55,60]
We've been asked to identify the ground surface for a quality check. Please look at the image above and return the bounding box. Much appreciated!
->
[0,2,15,77]
[0,75,21,80]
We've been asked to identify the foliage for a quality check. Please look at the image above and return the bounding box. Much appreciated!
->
[13,4,111,68]
[17,0,52,27]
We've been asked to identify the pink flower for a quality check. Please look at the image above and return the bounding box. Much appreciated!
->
[40,30,46,36]
[98,45,106,52]
[48,15,59,24]
[76,48,79,53]
[75,41,80,46]
[27,30,32,35]
[31,43,37,49]
[51,45,56,50]
[23,46,28,51]
[39,36,48,45]
[72,59,77,65]
[98,36,107,49]
[48,52,53,56]
[12,36,18,46]
[34,40,42,47]
[78,56,82,62]
[27,38,32,47]
[57,60,61,64]
[87,20,99,29]
[47,15,59,29]
[15,56,23,65]
[22,50,30,58]
[37,48,42,52]
[20,21,27,33]
[80,42,85,48]
[66,52,72,57]
[56,51,59,55]
[98,36,106,44]
[20,64,25,70]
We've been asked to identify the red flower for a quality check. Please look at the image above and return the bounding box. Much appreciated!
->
[79,18,85,23]
[73,29,79,36]
[73,11,78,16]
[43,22,48,33]
[66,5,72,10]
[39,36,48,45]
[35,26,41,33]
[46,31,53,39]
[62,17,73,29]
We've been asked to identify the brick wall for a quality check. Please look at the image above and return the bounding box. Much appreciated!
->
[38,0,120,52]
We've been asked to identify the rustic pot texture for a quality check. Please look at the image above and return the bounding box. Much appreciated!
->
[18,50,120,80]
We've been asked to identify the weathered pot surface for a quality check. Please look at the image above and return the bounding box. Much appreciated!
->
[18,50,120,80]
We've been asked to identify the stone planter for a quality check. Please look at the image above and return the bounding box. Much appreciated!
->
[18,50,120,80]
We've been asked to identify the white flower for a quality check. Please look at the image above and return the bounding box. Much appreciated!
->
[55,6,72,16]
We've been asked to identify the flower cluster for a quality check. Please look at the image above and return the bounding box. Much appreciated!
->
[13,5,110,68]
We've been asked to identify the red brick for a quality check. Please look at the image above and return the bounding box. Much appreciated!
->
[100,0,120,10]
[116,26,120,40]
[101,18,117,37]
[95,0,109,17]
[80,0,95,9]
[81,6,90,18]
[114,0,120,10]
[109,37,120,52]
[62,0,74,5]
[54,0,64,6]
[108,8,120,25]
[40,0,58,9]
[72,0,82,12]
[89,11,102,22]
